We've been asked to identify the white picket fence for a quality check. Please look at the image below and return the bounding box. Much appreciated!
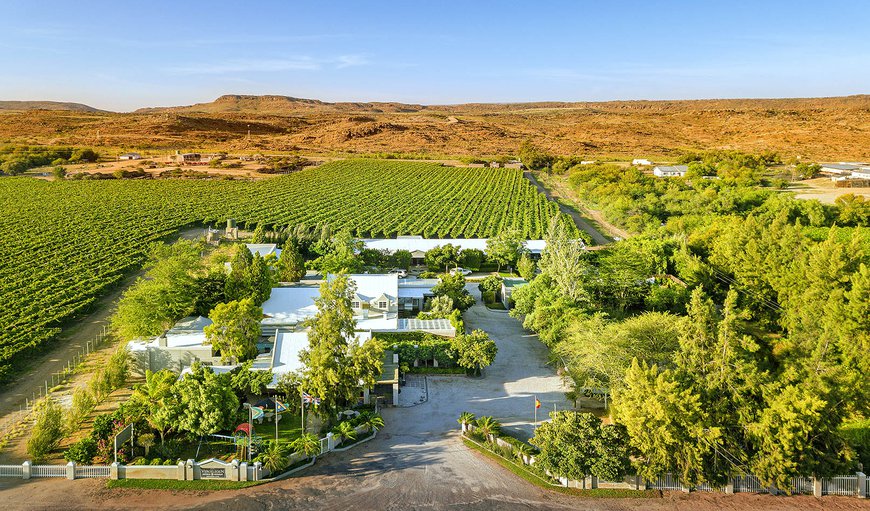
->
[31,465,66,478]
[75,465,111,478]
[0,465,23,477]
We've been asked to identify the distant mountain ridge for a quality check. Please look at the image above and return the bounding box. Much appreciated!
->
[0,101,106,113]
[135,93,870,115]
[136,94,425,114]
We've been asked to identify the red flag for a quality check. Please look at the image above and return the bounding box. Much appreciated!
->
[535,398,541,409]
[235,423,253,435]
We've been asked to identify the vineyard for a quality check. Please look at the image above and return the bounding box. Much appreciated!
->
[0,160,573,379]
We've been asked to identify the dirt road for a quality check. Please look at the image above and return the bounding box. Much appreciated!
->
[526,171,631,243]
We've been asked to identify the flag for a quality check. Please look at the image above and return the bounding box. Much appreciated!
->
[535,398,541,409]
[274,400,288,413]
[302,391,313,404]
[313,397,321,406]
[235,423,252,435]
[251,406,265,420]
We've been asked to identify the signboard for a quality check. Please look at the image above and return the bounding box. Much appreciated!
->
[200,467,227,479]
[114,423,134,463]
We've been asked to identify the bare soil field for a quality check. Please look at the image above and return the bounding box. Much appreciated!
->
[2,94,869,160]
[789,177,870,204]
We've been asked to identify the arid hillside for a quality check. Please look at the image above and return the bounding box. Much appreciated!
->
[0,94,868,159]
[0,100,106,113]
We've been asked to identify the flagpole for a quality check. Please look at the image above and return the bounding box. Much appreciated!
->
[301,393,305,435]
[248,405,252,462]
[275,399,279,443]
[534,395,537,430]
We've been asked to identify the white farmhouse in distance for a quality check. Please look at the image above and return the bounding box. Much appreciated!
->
[852,168,870,180]
[632,158,653,166]
[653,165,688,177]
[819,163,859,175]
[118,152,142,160]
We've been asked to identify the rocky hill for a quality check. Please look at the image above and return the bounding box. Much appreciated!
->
[1,94,868,160]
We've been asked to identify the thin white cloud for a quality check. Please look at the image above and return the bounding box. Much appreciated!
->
[164,54,371,75]
[165,58,322,75]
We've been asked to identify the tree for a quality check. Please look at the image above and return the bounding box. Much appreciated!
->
[128,369,179,445]
[486,230,525,272]
[225,246,253,301]
[138,433,156,457]
[111,241,203,340]
[459,248,485,271]
[309,229,362,275]
[276,242,306,282]
[431,272,475,311]
[518,139,554,170]
[251,222,266,243]
[538,216,590,303]
[174,362,239,437]
[425,244,460,272]
[246,253,274,305]
[425,295,454,317]
[256,440,290,473]
[192,269,228,317]
[205,298,262,364]
[300,275,384,414]
[391,249,412,270]
[556,311,682,392]
[451,330,497,376]
[474,416,501,439]
[230,361,273,398]
[27,398,64,462]
[517,253,536,281]
[291,433,321,457]
[530,411,631,482]
[458,411,476,428]
[52,166,66,180]
[613,362,718,485]
[358,411,385,432]
[334,421,358,443]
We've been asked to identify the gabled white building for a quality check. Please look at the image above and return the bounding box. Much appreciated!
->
[246,243,282,259]
[652,165,688,177]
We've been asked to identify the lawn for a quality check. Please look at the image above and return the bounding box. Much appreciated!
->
[106,479,264,491]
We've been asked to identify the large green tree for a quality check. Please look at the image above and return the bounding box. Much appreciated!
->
[111,241,203,340]
[425,244,461,272]
[205,298,262,364]
[174,362,239,437]
[300,274,384,413]
[276,242,306,282]
[486,229,525,272]
[530,411,631,482]
[450,330,497,376]
[128,369,179,445]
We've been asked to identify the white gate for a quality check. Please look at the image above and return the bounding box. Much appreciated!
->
[31,465,66,478]
[75,465,110,478]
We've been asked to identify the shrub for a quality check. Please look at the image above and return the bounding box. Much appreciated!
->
[26,398,64,462]
[64,437,97,464]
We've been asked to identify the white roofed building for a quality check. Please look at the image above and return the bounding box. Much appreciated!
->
[246,243,282,259]
[360,236,549,265]
[653,165,688,177]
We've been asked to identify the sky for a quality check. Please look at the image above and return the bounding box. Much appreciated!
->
[0,0,867,111]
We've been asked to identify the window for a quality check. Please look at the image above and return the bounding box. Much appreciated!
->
[352,301,360,309]
[378,301,387,309]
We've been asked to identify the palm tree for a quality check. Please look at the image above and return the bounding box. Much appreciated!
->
[358,412,385,432]
[475,416,501,441]
[457,412,476,430]
[290,433,321,458]
[334,421,357,444]
[513,442,535,465]
[255,440,290,473]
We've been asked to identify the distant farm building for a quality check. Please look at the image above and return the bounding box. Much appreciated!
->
[501,278,528,309]
[632,159,653,166]
[653,165,688,177]
[360,236,549,265]
[852,168,870,180]
[118,152,142,160]
[820,163,860,175]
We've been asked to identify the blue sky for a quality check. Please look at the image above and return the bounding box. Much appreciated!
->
[0,0,867,111]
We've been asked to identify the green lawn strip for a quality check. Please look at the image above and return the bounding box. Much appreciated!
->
[106,479,264,490]
[461,437,659,499]
[484,301,506,310]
